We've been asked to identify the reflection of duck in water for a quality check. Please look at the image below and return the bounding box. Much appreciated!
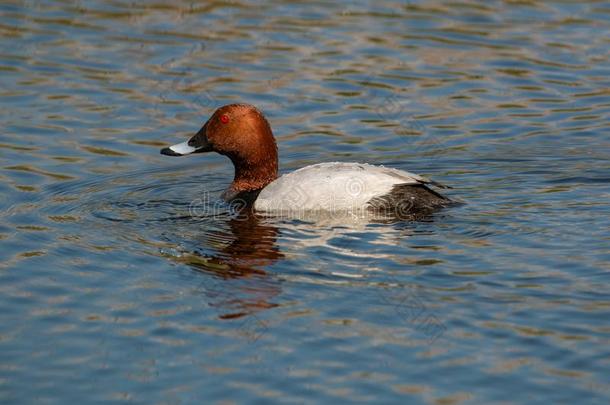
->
[176,211,282,320]
[201,210,283,274]
[161,103,455,216]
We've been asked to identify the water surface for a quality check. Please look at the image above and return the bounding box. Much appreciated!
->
[1,0,610,403]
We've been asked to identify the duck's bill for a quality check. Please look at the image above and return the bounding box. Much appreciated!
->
[161,121,213,156]
[160,135,212,157]
[160,141,199,156]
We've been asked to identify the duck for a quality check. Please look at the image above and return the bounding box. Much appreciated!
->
[160,103,454,216]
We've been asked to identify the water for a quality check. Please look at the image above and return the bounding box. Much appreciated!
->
[1,0,610,403]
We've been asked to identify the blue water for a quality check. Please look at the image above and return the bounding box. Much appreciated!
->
[1,1,610,403]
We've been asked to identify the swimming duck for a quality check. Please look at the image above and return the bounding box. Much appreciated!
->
[161,103,453,215]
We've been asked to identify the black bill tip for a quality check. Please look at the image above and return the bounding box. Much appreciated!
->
[160,147,182,156]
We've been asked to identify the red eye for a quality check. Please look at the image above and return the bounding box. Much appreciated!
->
[220,114,230,124]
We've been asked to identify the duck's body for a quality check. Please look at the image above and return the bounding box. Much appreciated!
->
[254,162,451,213]
[161,104,454,216]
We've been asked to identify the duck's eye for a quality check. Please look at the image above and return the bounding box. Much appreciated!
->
[220,114,230,124]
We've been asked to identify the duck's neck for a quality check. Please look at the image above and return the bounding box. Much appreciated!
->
[224,154,278,202]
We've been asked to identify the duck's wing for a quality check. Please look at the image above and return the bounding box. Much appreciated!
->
[373,165,452,189]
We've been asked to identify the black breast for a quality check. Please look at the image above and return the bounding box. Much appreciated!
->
[223,188,263,210]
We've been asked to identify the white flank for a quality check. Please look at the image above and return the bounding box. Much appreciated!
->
[254,162,427,212]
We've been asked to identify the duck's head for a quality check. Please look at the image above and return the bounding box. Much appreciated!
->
[161,103,278,199]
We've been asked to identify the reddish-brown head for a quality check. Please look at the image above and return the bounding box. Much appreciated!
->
[161,104,279,199]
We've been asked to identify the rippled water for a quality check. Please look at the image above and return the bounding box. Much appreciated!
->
[1,0,610,403]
